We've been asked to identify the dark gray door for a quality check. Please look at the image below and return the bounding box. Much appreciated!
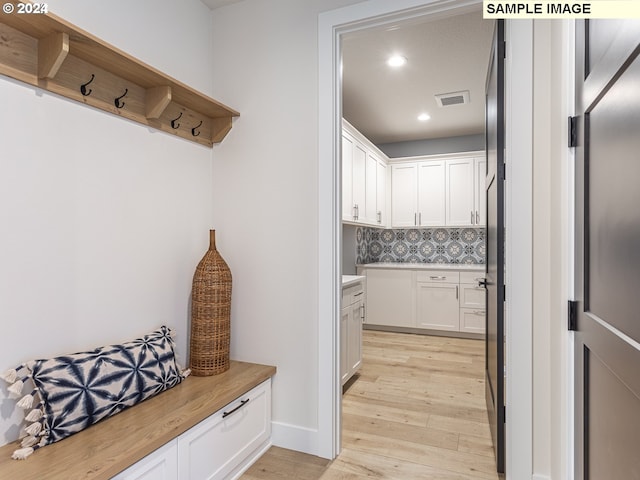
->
[574,20,640,480]
[484,19,505,475]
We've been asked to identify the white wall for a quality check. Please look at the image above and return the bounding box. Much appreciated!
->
[208,0,363,454]
[0,0,216,446]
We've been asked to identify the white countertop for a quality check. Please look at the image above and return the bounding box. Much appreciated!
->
[342,275,366,287]
[357,263,484,272]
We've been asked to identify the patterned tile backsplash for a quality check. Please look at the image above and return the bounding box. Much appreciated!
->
[356,227,485,264]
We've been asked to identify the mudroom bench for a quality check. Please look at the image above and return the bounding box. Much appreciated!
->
[0,361,276,480]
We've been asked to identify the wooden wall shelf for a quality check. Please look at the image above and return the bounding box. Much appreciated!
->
[0,3,239,147]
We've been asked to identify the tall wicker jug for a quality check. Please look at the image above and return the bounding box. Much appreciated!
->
[189,230,232,376]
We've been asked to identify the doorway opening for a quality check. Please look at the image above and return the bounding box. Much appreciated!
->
[338,5,498,475]
[319,5,535,478]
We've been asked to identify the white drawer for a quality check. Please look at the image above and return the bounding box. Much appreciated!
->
[177,380,271,480]
[113,441,178,480]
[460,283,486,309]
[460,308,486,334]
[460,271,485,285]
[416,271,460,283]
[342,283,364,306]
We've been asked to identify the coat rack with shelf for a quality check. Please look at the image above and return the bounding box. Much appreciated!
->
[0,3,239,147]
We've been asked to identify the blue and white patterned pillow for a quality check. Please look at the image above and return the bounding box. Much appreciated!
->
[2,326,189,459]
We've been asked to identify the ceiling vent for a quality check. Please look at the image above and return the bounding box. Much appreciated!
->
[434,90,470,107]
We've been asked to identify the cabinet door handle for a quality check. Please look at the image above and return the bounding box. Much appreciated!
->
[414,213,417,226]
[222,398,250,418]
[377,211,381,223]
[430,275,446,280]
[470,210,474,224]
[354,291,364,297]
[419,212,422,225]
[456,285,459,300]
[473,310,485,315]
[476,210,480,224]
[360,304,365,321]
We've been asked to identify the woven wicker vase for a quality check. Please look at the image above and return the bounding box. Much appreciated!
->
[189,230,232,376]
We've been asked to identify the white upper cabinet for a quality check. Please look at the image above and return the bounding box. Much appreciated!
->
[365,152,378,224]
[342,133,354,220]
[390,152,485,228]
[351,141,367,221]
[391,163,418,227]
[341,120,389,227]
[418,161,446,226]
[376,160,387,226]
[446,158,475,226]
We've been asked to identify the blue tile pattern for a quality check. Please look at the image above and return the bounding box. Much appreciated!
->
[356,227,485,264]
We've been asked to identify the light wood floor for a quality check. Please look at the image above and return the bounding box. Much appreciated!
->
[242,330,499,479]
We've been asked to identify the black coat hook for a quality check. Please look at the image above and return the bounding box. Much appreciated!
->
[170,112,183,129]
[80,74,95,96]
[114,88,128,109]
[192,120,203,137]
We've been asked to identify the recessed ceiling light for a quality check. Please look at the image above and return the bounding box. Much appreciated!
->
[387,55,407,68]
[418,113,431,122]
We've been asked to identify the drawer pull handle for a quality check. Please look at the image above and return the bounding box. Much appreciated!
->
[354,291,364,297]
[222,398,250,418]
[430,276,446,280]
[473,310,486,315]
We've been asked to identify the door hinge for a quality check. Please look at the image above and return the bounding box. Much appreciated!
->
[568,300,578,331]
[500,40,506,59]
[568,116,578,148]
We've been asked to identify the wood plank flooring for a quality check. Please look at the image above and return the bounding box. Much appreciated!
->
[242,330,499,479]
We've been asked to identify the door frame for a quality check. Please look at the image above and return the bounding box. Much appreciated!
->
[318,4,534,478]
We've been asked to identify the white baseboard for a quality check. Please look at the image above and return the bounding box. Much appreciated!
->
[271,421,319,457]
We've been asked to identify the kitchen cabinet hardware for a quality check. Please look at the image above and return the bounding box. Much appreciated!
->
[476,210,480,224]
[473,310,486,315]
[456,285,459,299]
[477,278,488,288]
[471,211,474,224]
[0,4,239,147]
[222,398,250,418]
[354,291,364,297]
[419,212,422,225]
[430,275,447,280]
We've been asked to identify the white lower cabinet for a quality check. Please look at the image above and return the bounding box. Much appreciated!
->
[365,268,413,328]
[416,282,460,331]
[360,267,486,335]
[341,280,364,385]
[460,308,486,334]
[113,441,178,480]
[113,380,271,480]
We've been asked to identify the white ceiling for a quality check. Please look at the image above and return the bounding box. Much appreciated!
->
[200,0,244,10]
[342,11,495,145]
